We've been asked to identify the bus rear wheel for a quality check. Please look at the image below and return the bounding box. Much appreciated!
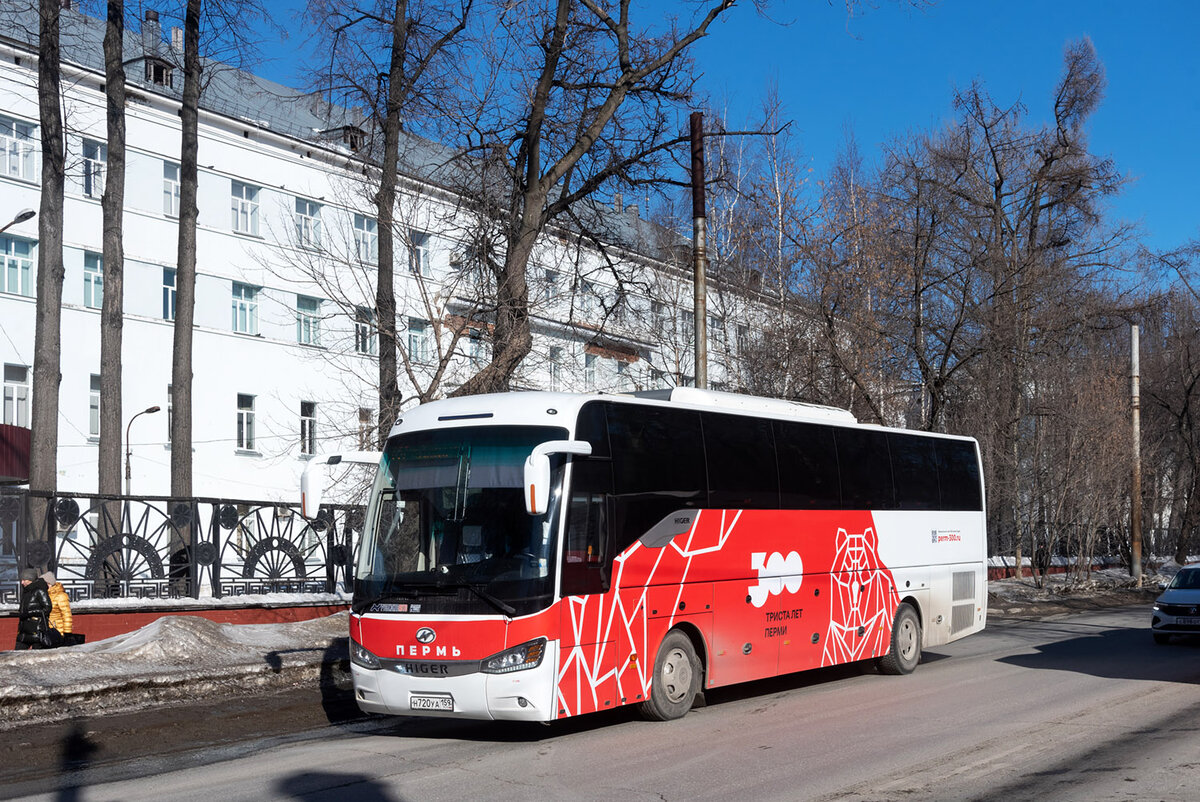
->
[640,630,701,721]
[877,602,921,675]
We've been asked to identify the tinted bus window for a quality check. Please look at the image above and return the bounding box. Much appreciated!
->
[889,433,941,510]
[606,403,705,545]
[836,428,895,510]
[775,421,841,509]
[703,412,779,510]
[935,438,983,511]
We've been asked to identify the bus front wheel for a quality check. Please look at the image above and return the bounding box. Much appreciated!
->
[877,602,921,675]
[640,630,701,721]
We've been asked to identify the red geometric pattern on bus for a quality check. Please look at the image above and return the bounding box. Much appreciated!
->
[555,509,741,718]
[820,526,900,666]
[555,509,900,718]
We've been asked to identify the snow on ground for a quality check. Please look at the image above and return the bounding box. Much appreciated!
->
[987,563,1180,616]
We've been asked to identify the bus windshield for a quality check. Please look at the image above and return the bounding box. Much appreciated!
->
[355,424,568,616]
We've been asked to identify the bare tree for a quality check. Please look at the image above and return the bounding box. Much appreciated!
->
[304,0,472,442]
[169,0,201,498]
[98,0,126,496]
[29,0,65,503]
[449,0,742,397]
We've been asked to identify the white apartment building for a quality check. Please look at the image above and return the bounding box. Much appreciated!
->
[0,6,758,504]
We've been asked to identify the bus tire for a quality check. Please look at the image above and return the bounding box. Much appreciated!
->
[877,602,921,675]
[640,630,701,721]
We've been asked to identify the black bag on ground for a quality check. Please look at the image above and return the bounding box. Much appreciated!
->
[63,633,86,646]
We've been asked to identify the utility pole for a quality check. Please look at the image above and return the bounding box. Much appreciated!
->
[690,111,707,390]
[1131,324,1142,586]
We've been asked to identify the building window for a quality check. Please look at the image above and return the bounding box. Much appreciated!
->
[358,407,374,450]
[543,269,560,303]
[89,374,101,438]
[468,329,488,368]
[236,394,255,450]
[580,280,599,318]
[296,295,321,345]
[163,161,180,217]
[162,268,176,321]
[84,252,104,309]
[407,318,430,363]
[83,138,106,198]
[409,230,431,277]
[145,58,173,87]
[355,306,377,355]
[300,401,316,456]
[584,353,597,390]
[616,360,632,392]
[231,181,260,235]
[295,197,322,249]
[231,282,259,335]
[737,323,750,354]
[0,114,38,182]
[652,301,669,338]
[3,364,30,427]
[354,214,378,264]
[548,346,563,391]
[1,236,33,297]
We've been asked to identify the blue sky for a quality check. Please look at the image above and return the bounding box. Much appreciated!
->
[259,1,1198,252]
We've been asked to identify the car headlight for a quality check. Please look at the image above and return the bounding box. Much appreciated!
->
[350,638,381,670]
[482,638,546,674]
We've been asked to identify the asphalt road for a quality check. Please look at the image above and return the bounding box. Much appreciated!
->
[4,606,1198,801]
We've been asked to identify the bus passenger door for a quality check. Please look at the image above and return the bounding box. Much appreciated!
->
[556,484,620,718]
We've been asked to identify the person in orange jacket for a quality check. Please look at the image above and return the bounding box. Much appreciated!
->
[41,571,73,643]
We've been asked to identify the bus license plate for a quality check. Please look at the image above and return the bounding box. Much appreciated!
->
[1175,617,1200,625]
[410,694,454,712]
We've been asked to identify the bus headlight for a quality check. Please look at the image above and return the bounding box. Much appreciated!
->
[350,639,381,670]
[482,638,546,674]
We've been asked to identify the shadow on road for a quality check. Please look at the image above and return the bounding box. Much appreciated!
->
[54,718,99,802]
[275,771,398,801]
[264,637,366,726]
[999,625,1200,684]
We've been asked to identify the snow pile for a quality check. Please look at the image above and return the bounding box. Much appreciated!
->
[988,565,1170,616]
[0,611,349,728]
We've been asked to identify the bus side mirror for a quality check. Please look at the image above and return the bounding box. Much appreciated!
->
[300,459,326,519]
[300,451,382,519]
[524,440,592,515]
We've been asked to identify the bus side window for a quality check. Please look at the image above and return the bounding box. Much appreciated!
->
[836,427,897,510]
[704,411,779,509]
[935,439,983,511]
[776,421,841,509]
[607,403,705,549]
[889,433,940,510]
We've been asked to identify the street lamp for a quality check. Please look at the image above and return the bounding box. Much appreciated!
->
[0,209,35,236]
[125,405,161,496]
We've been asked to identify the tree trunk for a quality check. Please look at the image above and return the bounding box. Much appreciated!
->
[170,0,201,498]
[29,0,64,503]
[373,0,408,447]
[98,0,126,497]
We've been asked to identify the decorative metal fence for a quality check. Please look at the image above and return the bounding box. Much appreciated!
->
[0,488,362,605]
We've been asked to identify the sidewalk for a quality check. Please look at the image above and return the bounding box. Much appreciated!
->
[0,612,350,730]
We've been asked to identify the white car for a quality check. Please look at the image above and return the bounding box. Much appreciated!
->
[1151,564,1200,644]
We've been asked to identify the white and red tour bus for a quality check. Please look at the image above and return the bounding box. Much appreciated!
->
[301,387,987,722]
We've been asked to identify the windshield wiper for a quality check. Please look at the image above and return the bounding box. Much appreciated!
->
[436,580,517,617]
